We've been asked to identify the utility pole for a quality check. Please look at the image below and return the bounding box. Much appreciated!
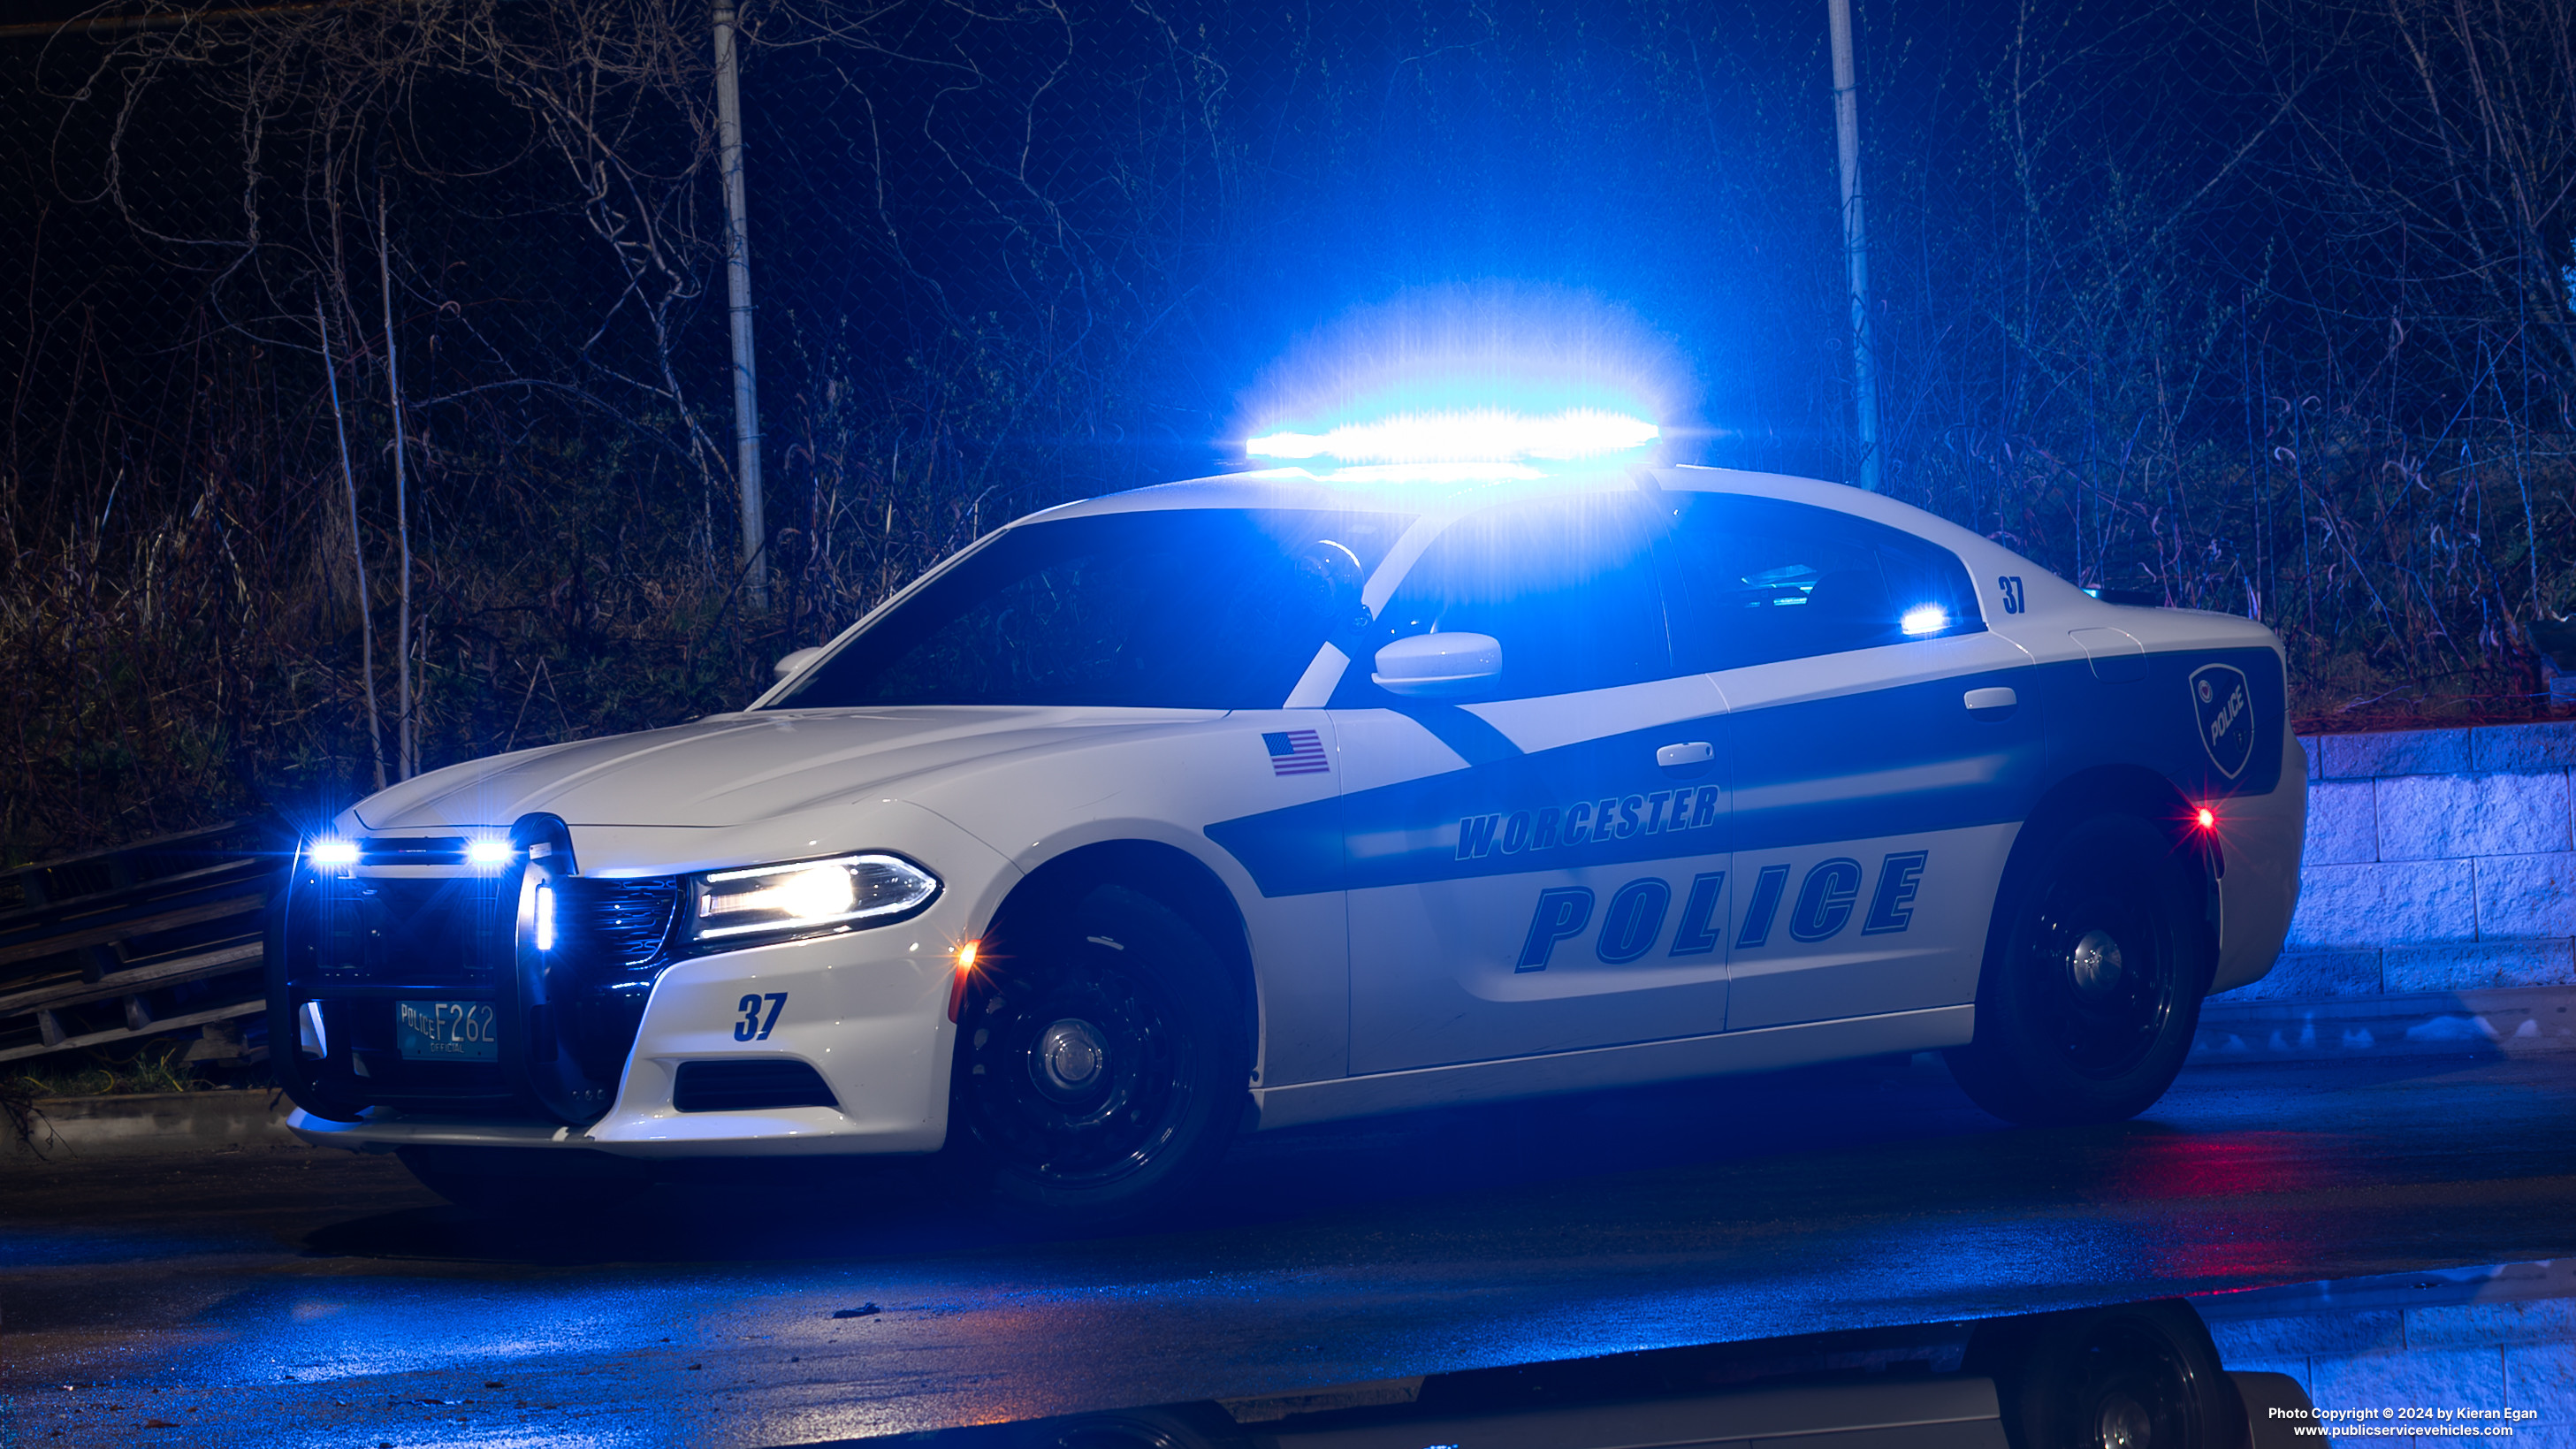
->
[1828,0,1882,492]
[714,0,766,608]
[379,193,417,779]
[317,294,386,793]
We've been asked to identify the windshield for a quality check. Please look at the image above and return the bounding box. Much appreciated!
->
[767,507,1413,710]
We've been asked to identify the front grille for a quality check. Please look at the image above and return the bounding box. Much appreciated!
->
[672,1060,838,1112]
[545,877,683,1087]
[554,878,682,972]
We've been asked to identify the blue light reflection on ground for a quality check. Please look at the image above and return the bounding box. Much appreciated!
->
[150,1213,2202,1430]
[11,1054,2574,1446]
[0,1225,232,1270]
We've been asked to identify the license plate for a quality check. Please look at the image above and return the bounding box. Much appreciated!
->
[397,999,499,1061]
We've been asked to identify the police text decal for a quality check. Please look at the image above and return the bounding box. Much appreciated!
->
[1513,851,1931,971]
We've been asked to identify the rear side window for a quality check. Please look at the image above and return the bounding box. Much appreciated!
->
[1658,493,1983,673]
[1335,493,1673,704]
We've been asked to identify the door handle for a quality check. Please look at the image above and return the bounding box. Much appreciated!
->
[1656,741,1715,768]
[1963,686,2018,720]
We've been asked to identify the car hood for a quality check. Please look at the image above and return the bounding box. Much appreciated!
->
[350,707,1210,832]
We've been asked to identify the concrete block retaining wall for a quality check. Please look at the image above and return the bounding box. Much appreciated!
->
[2199,1260,2576,1427]
[2229,721,2576,1002]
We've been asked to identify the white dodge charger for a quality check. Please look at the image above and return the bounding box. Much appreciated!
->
[270,459,2305,1217]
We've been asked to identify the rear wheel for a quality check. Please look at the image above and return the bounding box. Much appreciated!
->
[1965,1299,2244,1449]
[949,886,1247,1225]
[1947,812,2206,1125]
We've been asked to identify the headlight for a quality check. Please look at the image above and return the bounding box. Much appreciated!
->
[687,854,940,943]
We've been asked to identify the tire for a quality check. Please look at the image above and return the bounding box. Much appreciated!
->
[1947,812,2207,1125]
[1964,1299,2245,1449]
[396,1145,652,1215]
[949,885,1248,1225]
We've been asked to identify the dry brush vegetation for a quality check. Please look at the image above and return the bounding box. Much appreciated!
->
[3,0,2572,863]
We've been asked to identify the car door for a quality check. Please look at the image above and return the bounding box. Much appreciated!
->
[1657,491,2043,1032]
[1331,492,1734,1075]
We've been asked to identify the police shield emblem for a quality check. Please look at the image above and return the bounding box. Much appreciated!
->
[2190,663,2255,780]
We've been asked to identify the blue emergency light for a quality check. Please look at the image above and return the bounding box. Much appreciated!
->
[1248,407,1658,469]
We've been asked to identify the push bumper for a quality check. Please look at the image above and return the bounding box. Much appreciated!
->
[289,908,965,1159]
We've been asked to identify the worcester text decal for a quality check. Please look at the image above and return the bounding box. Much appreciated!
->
[1456,785,1723,859]
[1514,852,1932,971]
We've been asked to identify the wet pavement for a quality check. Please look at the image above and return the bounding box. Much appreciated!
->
[5,1049,2574,1447]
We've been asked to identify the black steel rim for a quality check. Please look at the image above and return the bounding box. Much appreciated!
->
[2069,1320,2203,1449]
[2027,866,2174,1082]
[963,948,1199,1187]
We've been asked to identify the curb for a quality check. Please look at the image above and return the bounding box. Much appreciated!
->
[2194,984,2576,1061]
[3,1087,307,1163]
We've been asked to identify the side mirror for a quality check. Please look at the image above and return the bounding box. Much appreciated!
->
[1372,632,1502,699]
[772,646,825,681]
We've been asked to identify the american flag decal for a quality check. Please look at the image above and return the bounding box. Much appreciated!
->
[1263,729,1330,777]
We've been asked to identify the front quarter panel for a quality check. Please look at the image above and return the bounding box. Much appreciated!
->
[910,711,1352,1089]
[586,799,1015,1156]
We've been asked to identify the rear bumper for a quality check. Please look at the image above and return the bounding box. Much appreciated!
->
[2211,727,2306,994]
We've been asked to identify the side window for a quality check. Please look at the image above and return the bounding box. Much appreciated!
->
[1659,494,1984,673]
[1335,494,1673,703]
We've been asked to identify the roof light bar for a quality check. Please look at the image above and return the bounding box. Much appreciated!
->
[1319,461,1548,484]
[1248,408,1658,466]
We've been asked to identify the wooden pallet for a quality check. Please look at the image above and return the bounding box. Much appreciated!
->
[0,820,286,1066]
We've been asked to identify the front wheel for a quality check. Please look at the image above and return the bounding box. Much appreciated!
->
[949,886,1248,1225]
[1947,812,2208,1126]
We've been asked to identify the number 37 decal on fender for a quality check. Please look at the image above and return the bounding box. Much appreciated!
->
[734,992,788,1041]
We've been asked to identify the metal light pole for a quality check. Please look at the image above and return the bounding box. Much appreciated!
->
[1828,0,1883,492]
[714,0,767,607]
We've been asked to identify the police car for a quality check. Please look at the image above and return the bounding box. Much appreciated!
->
[269,442,2305,1218]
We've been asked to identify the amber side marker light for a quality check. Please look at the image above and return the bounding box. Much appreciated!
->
[947,941,981,1023]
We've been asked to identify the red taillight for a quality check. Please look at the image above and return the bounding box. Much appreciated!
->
[2195,806,2216,829]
